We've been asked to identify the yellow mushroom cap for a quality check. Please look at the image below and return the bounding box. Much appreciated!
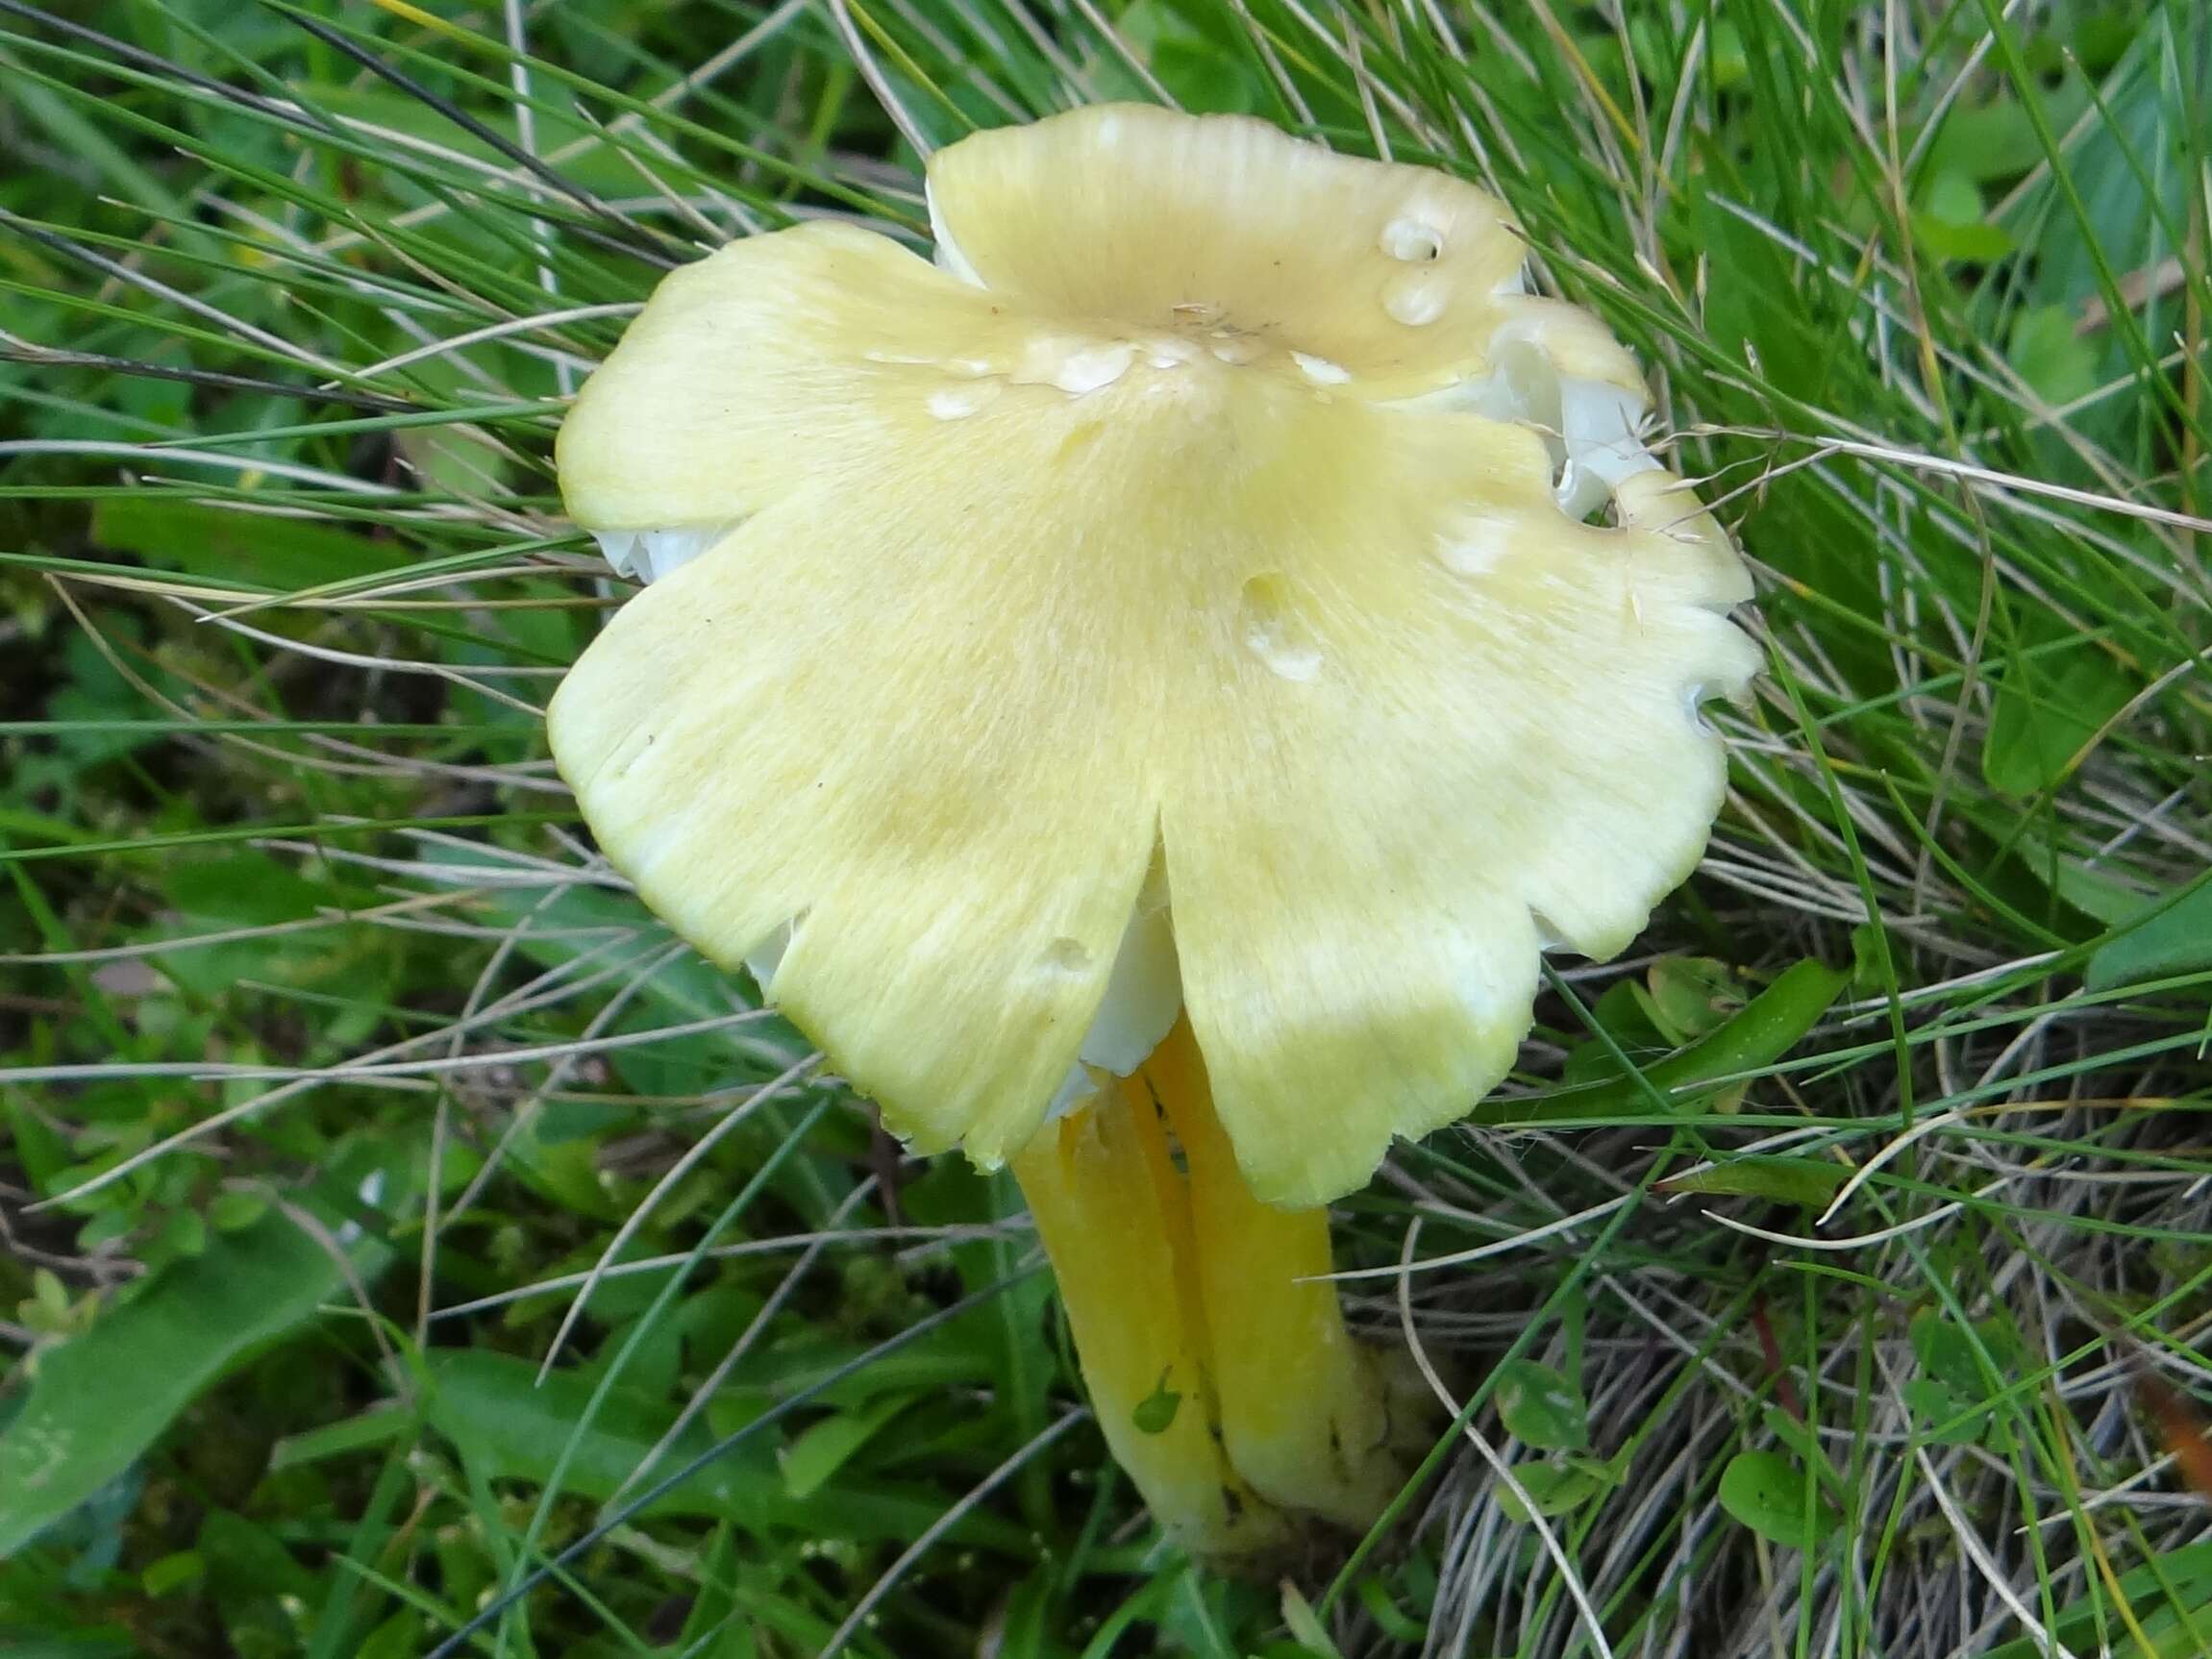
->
[548,104,1760,1207]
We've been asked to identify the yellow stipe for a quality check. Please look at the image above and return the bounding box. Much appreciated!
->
[1012,1017,1413,1560]
[1116,1064,1228,1451]
[1010,1093,1289,1560]
[1146,1018,1407,1528]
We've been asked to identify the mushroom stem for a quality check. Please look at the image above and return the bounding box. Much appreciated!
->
[1011,1016,1413,1561]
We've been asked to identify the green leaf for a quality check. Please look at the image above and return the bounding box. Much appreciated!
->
[1131,1374,1183,1436]
[1718,1449,1837,1548]
[0,1209,385,1557]
[356,1614,432,1659]
[1355,1576,1429,1645]
[1909,1307,2018,1396]
[1113,0,1269,112]
[32,1269,68,1318]
[1495,1461,1607,1523]
[1921,170,1981,225]
[2086,877,2212,992]
[1494,1360,1590,1452]
[2013,831,2158,927]
[2008,305,2099,405]
[0,1634,141,1659]
[1979,1541,2212,1659]
[88,498,408,594]
[673,1523,748,1654]
[198,1507,316,1607]
[1642,956,1746,1043]
[139,1550,203,1597]
[1923,95,2058,181]
[781,1394,915,1500]
[1913,214,2016,261]
[1279,1580,1344,1657]
[425,1351,1027,1549]
[267,1406,413,1472]
[2070,10,2134,72]
[207,1191,270,1233]
[1498,959,1848,1124]
[1663,1156,1850,1208]
[1982,646,2134,798]
[1848,922,1892,992]
[1756,1405,1833,1477]
[1560,978,1671,1088]
[1901,1378,1986,1447]
[1912,170,2015,260]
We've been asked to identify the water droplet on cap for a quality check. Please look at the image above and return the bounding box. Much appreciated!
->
[1040,936,1092,974]
[1238,574,1324,682]
[1379,216,1445,261]
[1438,513,1514,577]
[928,382,1000,420]
[1054,342,1135,395]
[1291,351,1351,384]
[1384,272,1448,326]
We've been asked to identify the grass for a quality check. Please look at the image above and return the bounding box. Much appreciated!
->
[1,0,2209,1654]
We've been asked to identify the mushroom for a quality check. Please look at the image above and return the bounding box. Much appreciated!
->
[549,104,1758,1560]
